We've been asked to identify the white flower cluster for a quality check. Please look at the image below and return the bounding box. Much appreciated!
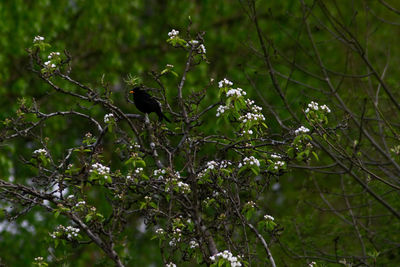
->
[270,153,282,159]
[44,60,56,68]
[216,105,230,117]
[33,148,48,156]
[135,167,143,174]
[320,104,331,113]
[208,160,231,170]
[271,160,285,170]
[155,170,190,194]
[75,200,86,208]
[239,112,265,123]
[294,126,310,135]
[246,201,256,208]
[210,250,242,267]
[309,262,316,267]
[264,214,274,221]
[126,175,133,182]
[48,52,60,59]
[189,40,199,45]
[305,101,331,113]
[155,228,165,235]
[169,227,182,247]
[129,143,141,150]
[189,240,199,248]
[153,168,166,179]
[198,44,206,54]
[33,36,44,43]
[34,257,44,261]
[177,181,191,194]
[197,160,232,178]
[50,225,80,239]
[226,87,247,98]
[90,163,110,177]
[212,190,220,197]
[218,78,233,88]
[168,29,179,38]
[242,129,253,135]
[165,262,176,267]
[238,156,260,168]
[247,101,263,113]
[104,113,114,123]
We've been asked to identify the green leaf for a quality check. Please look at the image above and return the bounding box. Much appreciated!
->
[85,214,92,222]
[135,160,146,167]
[312,151,319,161]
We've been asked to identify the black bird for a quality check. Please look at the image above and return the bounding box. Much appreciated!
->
[129,86,171,122]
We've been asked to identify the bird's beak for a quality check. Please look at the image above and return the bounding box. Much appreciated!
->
[129,90,134,94]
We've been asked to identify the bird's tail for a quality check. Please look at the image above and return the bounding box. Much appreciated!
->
[158,112,171,123]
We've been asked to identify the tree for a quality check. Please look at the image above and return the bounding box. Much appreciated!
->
[2,1,400,266]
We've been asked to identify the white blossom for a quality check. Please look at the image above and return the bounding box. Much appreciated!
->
[218,78,233,88]
[168,29,179,38]
[242,129,253,135]
[33,36,44,43]
[239,156,260,168]
[155,228,165,235]
[239,112,265,123]
[33,148,48,156]
[246,201,256,208]
[197,160,232,178]
[129,142,141,150]
[189,39,199,45]
[264,214,274,221]
[189,240,199,248]
[153,169,166,180]
[270,153,281,159]
[169,237,178,247]
[210,250,242,267]
[294,126,310,135]
[48,52,60,59]
[198,44,206,54]
[306,101,319,113]
[43,60,56,69]
[177,181,191,194]
[226,87,246,97]
[50,225,80,240]
[216,105,230,117]
[305,101,330,114]
[135,167,143,174]
[272,161,285,170]
[104,113,114,123]
[90,163,110,181]
[320,104,331,113]
[165,262,176,267]
[75,200,86,208]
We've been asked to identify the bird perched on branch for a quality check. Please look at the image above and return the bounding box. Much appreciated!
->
[129,86,171,122]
